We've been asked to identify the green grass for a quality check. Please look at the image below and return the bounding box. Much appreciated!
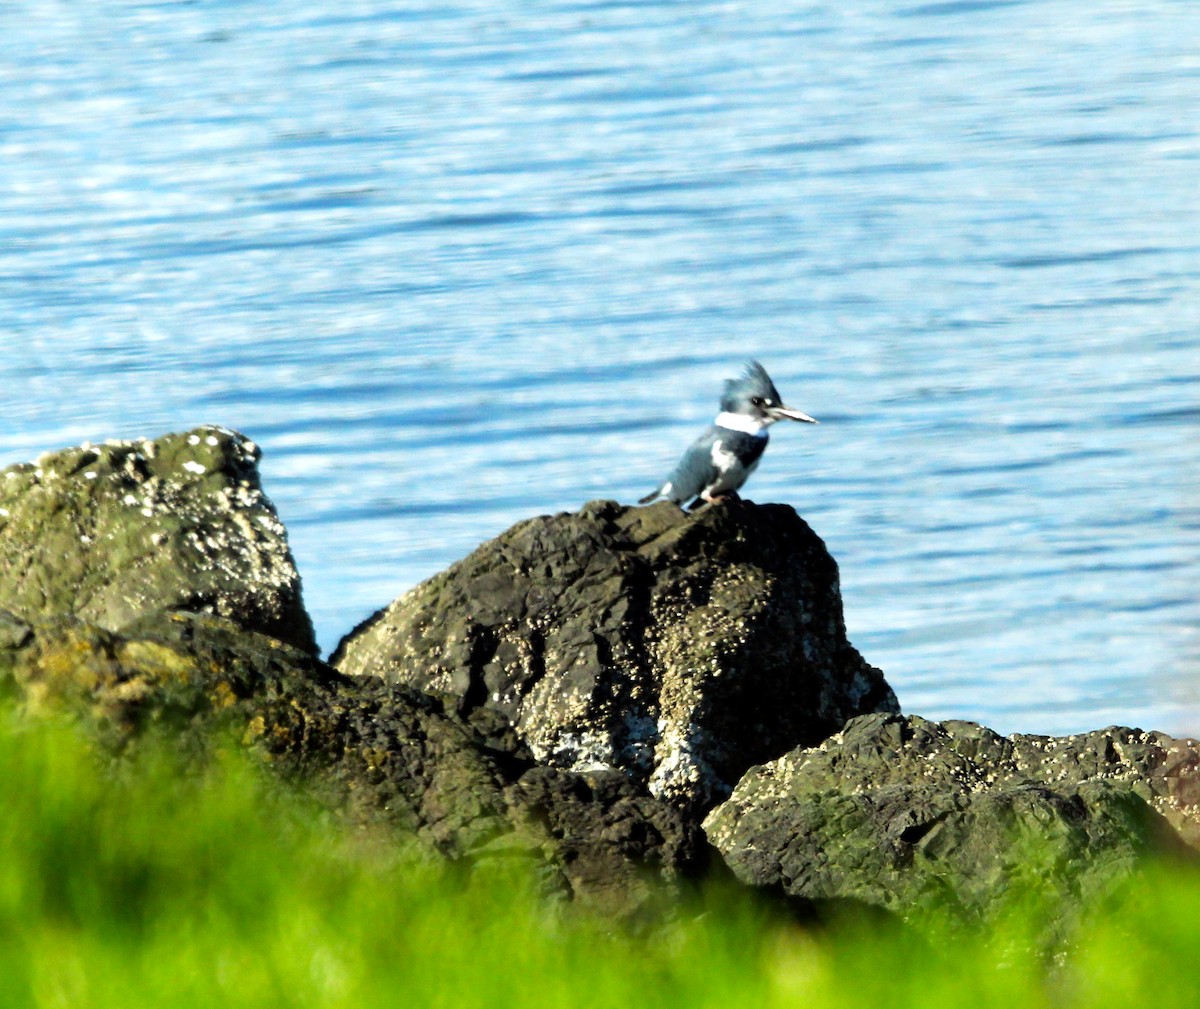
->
[0,710,1197,1009]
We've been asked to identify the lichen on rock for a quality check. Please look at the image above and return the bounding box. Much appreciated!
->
[0,608,711,916]
[704,712,1200,934]
[0,426,315,653]
[333,498,898,813]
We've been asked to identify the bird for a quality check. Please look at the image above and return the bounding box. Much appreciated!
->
[638,360,817,508]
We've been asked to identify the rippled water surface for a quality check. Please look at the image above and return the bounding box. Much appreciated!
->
[3,1,1198,736]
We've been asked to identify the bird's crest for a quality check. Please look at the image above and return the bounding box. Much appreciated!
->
[720,360,781,412]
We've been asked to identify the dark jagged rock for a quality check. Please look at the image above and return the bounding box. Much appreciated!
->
[0,427,315,653]
[705,713,1200,932]
[332,499,897,814]
[0,610,711,917]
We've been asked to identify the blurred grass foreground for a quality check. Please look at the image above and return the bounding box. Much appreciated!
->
[0,707,1197,1009]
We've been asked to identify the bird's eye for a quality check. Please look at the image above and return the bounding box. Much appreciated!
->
[750,396,765,407]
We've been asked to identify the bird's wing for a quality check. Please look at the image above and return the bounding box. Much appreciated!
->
[661,428,721,503]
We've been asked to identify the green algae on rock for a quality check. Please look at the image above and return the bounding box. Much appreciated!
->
[704,712,1200,935]
[0,426,315,654]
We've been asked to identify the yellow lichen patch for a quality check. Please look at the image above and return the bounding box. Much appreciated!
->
[117,640,196,682]
[242,714,266,744]
[35,642,104,694]
[211,679,238,710]
[106,678,154,704]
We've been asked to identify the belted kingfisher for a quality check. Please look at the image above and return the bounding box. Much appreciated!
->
[638,360,817,508]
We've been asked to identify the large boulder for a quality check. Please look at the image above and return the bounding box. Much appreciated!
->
[333,499,897,813]
[705,713,1200,932]
[0,609,711,917]
[0,427,315,653]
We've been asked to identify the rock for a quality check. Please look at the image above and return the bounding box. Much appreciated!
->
[0,610,711,917]
[0,427,315,653]
[705,713,1200,932]
[333,499,897,814]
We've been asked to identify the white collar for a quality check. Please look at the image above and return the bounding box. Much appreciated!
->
[714,411,769,436]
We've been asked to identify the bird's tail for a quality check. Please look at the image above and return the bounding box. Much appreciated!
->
[637,487,661,504]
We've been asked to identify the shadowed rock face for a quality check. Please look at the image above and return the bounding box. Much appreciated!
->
[333,498,898,814]
[0,427,315,654]
[0,611,712,918]
[705,713,1200,932]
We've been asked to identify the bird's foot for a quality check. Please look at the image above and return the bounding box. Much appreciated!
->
[691,490,741,511]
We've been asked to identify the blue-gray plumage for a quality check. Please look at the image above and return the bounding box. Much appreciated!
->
[638,361,817,508]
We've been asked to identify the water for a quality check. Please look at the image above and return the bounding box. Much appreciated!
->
[2,1,1197,738]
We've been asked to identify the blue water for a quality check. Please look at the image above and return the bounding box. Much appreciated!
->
[2,1,1198,737]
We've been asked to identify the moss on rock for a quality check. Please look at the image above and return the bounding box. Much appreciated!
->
[0,427,315,653]
[705,713,1200,935]
[0,610,711,917]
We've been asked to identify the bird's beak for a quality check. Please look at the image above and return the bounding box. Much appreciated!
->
[770,405,819,424]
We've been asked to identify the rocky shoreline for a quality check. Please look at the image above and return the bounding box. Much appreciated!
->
[2,426,1196,926]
